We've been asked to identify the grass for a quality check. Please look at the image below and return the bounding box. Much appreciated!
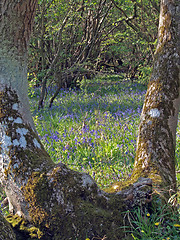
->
[29,75,146,188]
[29,75,180,189]
[1,74,180,239]
[28,74,180,239]
[125,204,180,240]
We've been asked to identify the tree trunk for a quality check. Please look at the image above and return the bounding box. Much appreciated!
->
[132,0,180,198]
[0,212,16,240]
[0,0,179,239]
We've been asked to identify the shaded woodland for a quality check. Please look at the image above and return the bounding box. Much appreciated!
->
[0,0,180,239]
[28,0,159,108]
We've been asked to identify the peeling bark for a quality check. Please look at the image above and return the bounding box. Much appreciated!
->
[0,0,179,239]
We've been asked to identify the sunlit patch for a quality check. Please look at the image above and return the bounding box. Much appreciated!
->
[112,184,119,190]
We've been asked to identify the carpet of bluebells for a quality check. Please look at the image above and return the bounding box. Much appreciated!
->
[0,75,180,238]
[28,75,180,190]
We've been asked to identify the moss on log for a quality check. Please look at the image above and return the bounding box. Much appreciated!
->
[0,212,16,240]
[4,164,152,240]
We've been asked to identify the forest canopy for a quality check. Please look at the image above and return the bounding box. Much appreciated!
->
[28,0,159,108]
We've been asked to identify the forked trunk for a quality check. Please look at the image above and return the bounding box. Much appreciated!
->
[0,3,151,239]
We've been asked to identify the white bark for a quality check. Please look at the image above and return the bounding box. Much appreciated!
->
[0,48,35,129]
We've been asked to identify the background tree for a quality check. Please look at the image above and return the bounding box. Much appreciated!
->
[28,0,159,108]
[0,0,179,239]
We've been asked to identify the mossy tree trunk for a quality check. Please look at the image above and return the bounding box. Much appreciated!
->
[131,0,180,198]
[0,211,16,240]
[0,0,179,239]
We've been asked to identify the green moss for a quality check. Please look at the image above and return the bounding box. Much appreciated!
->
[0,87,55,201]
[0,212,16,240]
[130,25,179,197]
[6,214,43,239]
[6,214,23,228]
[4,163,152,239]
[21,166,130,239]
[23,172,51,226]
[156,5,172,54]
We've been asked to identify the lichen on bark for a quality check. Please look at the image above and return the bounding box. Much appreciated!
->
[132,0,180,197]
[0,87,54,219]
[1,78,152,240]
[8,165,152,240]
[0,211,16,240]
[0,0,180,239]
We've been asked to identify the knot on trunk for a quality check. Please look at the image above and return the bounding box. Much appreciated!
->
[120,177,153,208]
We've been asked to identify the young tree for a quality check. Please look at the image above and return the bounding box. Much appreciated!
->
[0,0,179,239]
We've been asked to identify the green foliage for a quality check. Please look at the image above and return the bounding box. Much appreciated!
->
[138,65,153,84]
[29,75,180,238]
[125,203,180,240]
[0,188,8,216]
[28,0,159,107]
[30,76,146,188]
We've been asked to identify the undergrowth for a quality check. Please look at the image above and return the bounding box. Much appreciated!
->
[1,74,180,239]
[28,74,180,239]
